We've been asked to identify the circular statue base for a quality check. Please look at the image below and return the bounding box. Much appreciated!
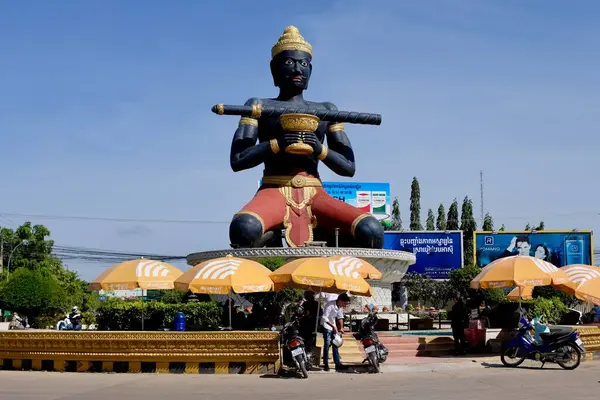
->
[187,247,416,310]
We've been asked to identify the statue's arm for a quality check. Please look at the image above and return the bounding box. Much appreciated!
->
[229,98,272,172]
[320,102,356,177]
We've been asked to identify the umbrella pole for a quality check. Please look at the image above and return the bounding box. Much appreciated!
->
[141,293,145,331]
[314,288,323,336]
[228,291,232,330]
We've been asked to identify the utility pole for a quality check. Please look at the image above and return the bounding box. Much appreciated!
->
[480,170,485,227]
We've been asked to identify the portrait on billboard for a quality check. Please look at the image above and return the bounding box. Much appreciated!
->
[474,230,594,268]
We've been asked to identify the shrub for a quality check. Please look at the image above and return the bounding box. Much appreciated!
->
[96,298,222,331]
[526,296,568,325]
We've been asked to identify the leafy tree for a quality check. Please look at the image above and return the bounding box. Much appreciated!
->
[499,224,506,231]
[448,265,504,304]
[1,268,69,324]
[446,199,459,230]
[525,223,532,230]
[409,177,423,230]
[460,196,477,264]
[0,222,96,317]
[425,209,435,230]
[482,213,494,231]
[436,204,446,231]
[535,221,545,231]
[389,197,403,231]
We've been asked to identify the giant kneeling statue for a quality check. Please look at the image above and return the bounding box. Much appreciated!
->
[214,26,385,250]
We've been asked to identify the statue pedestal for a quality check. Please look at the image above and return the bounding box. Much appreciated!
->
[349,281,394,312]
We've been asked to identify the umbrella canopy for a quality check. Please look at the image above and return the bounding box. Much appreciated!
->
[270,257,373,296]
[470,255,568,289]
[174,255,274,295]
[89,259,183,291]
[327,255,382,280]
[557,264,600,295]
[506,286,534,301]
[554,264,600,305]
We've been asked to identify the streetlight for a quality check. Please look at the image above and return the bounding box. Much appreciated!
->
[7,240,28,282]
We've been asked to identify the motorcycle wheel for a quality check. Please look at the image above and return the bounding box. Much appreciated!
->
[556,343,581,370]
[295,355,309,379]
[500,346,526,367]
[368,352,380,373]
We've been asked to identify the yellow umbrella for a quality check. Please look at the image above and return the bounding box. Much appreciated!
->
[558,264,600,295]
[89,258,184,330]
[572,277,600,305]
[174,255,274,329]
[89,258,183,291]
[270,257,373,296]
[327,255,382,280]
[470,255,568,289]
[506,286,534,301]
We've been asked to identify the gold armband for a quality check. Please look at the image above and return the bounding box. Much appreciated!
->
[251,104,263,119]
[239,117,258,127]
[318,145,328,160]
[270,139,280,154]
[328,123,344,133]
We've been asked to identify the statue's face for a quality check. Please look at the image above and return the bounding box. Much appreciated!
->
[271,50,312,91]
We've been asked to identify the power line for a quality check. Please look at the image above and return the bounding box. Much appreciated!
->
[1,212,229,225]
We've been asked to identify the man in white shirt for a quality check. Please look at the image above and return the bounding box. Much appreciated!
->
[320,293,350,371]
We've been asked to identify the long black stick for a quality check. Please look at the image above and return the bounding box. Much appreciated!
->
[212,104,382,126]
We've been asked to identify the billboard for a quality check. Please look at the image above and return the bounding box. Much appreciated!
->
[258,180,391,221]
[474,230,595,268]
[383,231,464,279]
[322,182,390,221]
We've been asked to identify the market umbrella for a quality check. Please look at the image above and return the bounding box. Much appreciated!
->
[327,255,382,280]
[470,255,568,289]
[89,258,184,291]
[556,264,600,295]
[554,264,600,305]
[270,257,373,296]
[89,258,184,330]
[506,286,534,301]
[174,255,274,329]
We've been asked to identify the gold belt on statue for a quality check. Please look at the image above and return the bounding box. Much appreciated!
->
[262,175,322,188]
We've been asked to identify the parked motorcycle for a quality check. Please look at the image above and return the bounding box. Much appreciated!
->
[279,306,312,379]
[353,309,388,373]
[501,317,584,370]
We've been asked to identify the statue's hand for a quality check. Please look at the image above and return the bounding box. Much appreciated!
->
[301,132,323,155]
[276,133,303,151]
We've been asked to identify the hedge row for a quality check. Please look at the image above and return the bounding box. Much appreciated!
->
[95,299,222,331]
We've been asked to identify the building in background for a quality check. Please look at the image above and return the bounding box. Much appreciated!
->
[474,230,594,268]
[383,230,464,279]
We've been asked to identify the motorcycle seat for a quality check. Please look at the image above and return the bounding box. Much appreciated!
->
[540,326,573,344]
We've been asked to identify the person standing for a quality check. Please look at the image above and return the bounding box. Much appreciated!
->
[320,293,350,371]
[450,298,468,355]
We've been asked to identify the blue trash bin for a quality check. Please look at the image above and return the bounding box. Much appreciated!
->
[174,312,186,331]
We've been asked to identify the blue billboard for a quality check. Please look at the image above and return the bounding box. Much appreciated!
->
[383,231,464,279]
[474,230,595,268]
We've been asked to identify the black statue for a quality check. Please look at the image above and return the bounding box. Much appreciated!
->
[218,26,384,250]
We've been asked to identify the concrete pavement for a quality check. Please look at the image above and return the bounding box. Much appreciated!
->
[1,360,598,400]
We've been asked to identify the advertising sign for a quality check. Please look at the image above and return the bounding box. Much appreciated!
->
[321,182,391,221]
[258,180,391,221]
[383,231,464,279]
[474,230,595,268]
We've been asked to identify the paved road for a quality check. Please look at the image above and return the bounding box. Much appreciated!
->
[1,360,598,400]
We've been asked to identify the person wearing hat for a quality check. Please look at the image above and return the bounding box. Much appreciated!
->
[69,306,82,331]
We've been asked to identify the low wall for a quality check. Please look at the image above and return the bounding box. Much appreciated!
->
[0,331,280,374]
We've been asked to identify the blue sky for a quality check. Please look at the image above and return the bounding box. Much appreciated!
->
[1,1,599,279]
